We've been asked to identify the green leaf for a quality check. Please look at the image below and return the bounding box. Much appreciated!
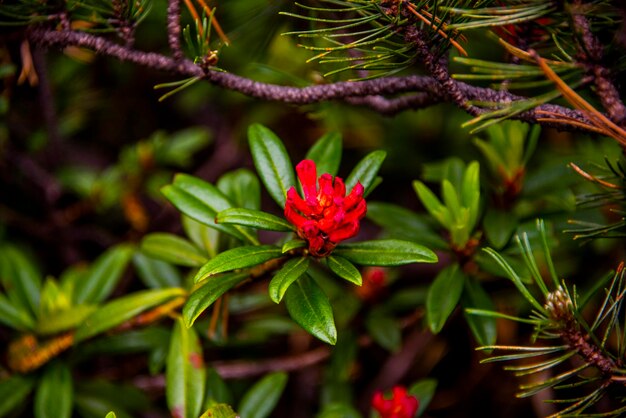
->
[217,169,261,211]
[366,202,447,249]
[334,240,438,266]
[73,244,134,305]
[36,304,97,335]
[326,256,361,285]
[282,239,306,253]
[269,257,310,303]
[35,362,73,418]
[0,375,35,418]
[162,175,256,244]
[248,124,295,207]
[317,403,362,418]
[167,317,206,418]
[426,264,465,334]
[413,180,450,227]
[183,272,249,327]
[238,372,288,418]
[0,245,42,315]
[132,253,183,289]
[183,215,220,259]
[203,369,233,409]
[216,208,294,232]
[74,288,185,343]
[408,379,437,417]
[462,277,497,346]
[483,208,517,249]
[305,132,342,176]
[285,275,337,345]
[105,413,117,418]
[199,404,238,418]
[193,245,283,283]
[345,150,386,193]
[0,292,35,330]
[140,233,208,267]
[365,312,401,352]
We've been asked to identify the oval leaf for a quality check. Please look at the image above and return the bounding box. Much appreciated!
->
[285,275,337,345]
[217,208,294,232]
[74,288,186,343]
[269,257,310,303]
[0,245,42,315]
[217,168,261,211]
[36,304,96,335]
[194,245,283,283]
[73,244,134,305]
[426,264,465,334]
[334,239,437,266]
[183,272,249,327]
[35,362,73,418]
[327,256,362,285]
[133,253,183,289]
[365,312,401,352]
[248,124,295,207]
[0,293,35,331]
[238,372,288,418]
[345,150,386,193]
[305,132,342,176]
[282,239,306,253]
[140,233,208,267]
[408,379,438,417]
[167,317,206,418]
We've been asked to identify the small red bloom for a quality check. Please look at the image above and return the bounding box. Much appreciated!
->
[372,386,419,418]
[284,159,367,257]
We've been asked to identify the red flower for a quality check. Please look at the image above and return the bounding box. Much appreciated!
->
[372,386,419,418]
[284,159,367,257]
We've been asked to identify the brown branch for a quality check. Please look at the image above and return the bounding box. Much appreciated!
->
[167,0,184,61]
[571,1,626,125]
[27,27,598,132]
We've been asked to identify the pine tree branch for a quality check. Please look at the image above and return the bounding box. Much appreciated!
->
[571,1,626,125]
[28,27,597,131]
[167,0,183,61]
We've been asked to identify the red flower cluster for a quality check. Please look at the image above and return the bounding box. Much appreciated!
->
[372,386,419,418]
[284,160,367,257]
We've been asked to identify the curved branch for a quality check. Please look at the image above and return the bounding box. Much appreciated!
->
[28,27,594,131]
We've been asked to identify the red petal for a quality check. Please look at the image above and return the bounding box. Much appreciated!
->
[344,181,364,210]
[317,174,335,207]
[328,221,359,243]
[296,160,318,205]
[284,204,307,228]
[287,187,314,216]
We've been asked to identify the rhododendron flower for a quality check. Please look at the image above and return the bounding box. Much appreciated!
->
[372,386,419,418]
[284,159,367,257]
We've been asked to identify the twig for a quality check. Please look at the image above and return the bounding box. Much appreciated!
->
[167,0,184,60]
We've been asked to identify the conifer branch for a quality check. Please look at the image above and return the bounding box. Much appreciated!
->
[167,0,184,61]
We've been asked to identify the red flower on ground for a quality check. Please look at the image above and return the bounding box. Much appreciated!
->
[284,159,367,257]
[372,386,419,418]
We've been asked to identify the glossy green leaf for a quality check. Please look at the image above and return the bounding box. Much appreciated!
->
[408,379,437,417]
[285,276,337,345]
[199,404,238,418]
[162,175,255,244]
[327,256,361,285]
[35,362,73,418]
[140,233,208,267]
[183,272,248,327]
[193,245,283,283]
[248,124,295,207]
[334,240,437,266]
[132,253,183,289]
[0,293,35,330]
[167,317,206,418]
[37,304,97,335]
[203,369,233,409]
[269,257,310,303]
[74,288,185,342]
[305,132,342,176]
[366,202,447,249]
[0,375,35,418]
[0,245,42,315]
[483,208,517,249]
[426,264,465,334]
[365,312,401,352]
[217,169,261,211]
[413,181,450,227]
[216,208,294,232]
[183,215,220,259]
[238,372,288,418]
[345,150,386,193]
[73,244,134,305]
[462,277,497,346]
[282,239,306,253]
